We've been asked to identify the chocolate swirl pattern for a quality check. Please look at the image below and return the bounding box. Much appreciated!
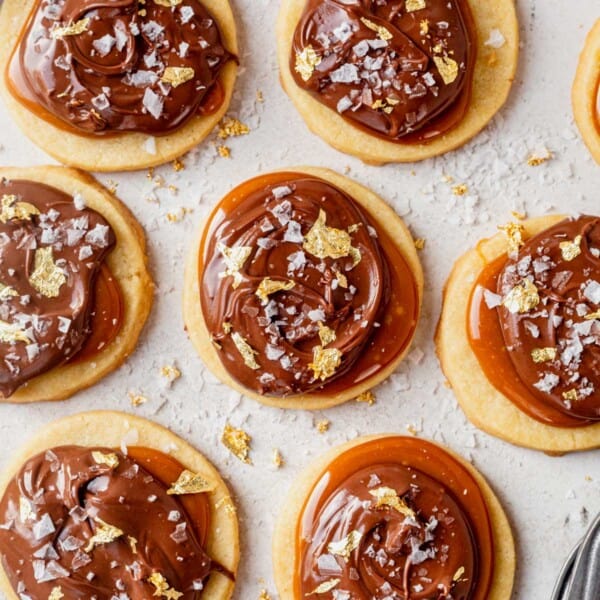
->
[494,216,600,421]
[0,179,117,398]
[10,0,232,135]
[0,446,219,599]
[290,0,475,142]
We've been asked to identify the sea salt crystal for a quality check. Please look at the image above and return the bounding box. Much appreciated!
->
[85,224,110,248]
[78,245,93,261]
[32,514,55,540]
[92,34,116,57]
[284,220,303,243]
[482,288,502,309]
[308,308,326,322]
[180,6,194,24]
[143,88,164,120]
[485,29,506,48]
[141,21,164,42]
[73,193,86,210]
[353,40,370,57]
[337,95,353,113]
[168,511,181,522]
[583,280,600,304]
[330,63,359,84]
[534,373,560,393]
[143,137,157,155]
[333,21,353,43]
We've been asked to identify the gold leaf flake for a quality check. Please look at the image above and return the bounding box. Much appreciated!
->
[222,322,233,334]
[147,572,183,600]
[0,283,18,300]
[433,55,459,85]
[307,579,341,595]
[48,587,64,600]
[128,536,138,554]
[316,419,330,434]
[527,152,553,166]
[153,0,183,6]
[303,210,359,263]
[563,389,578,403]
[161,66,195,88]
[498,221,525,255]
[160,364,181,383]
[0,320,29,344]
[584,311,600,320]
[453,566,465,582]
[502,279,540,314]
[531,347,557,363]
[420,19,429,36]
[51,18,90,39]
[317,322,336,346]
[295,45,321,81]
[0,194,40,223]
[217,242,252,289]
[91,451,120,469]
[360,17,392,41]
[222,424,252,464]
[559,235,582,262]
[369,486,415,518]
[406,0,426,12]
[231,332,260,370]
[85,518,124,552]
[29,247,66,298]
[19,497,34,522]
[273,449,284,468]
[334,270,348,288]
[452,184,468,196]
[309,345,342,381]
[167,470,216,495]
[259,590,272,600]
[356,390,376,405]
[327,530,362,561]
[217,145,231,158]
[128,392,148,407]
[218,117,250,140]
[255,278,295,303]
[414,238,426,250]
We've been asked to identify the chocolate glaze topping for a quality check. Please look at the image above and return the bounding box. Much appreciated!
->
[0,179,116,397]
[200,173,405,397]
[291,0,475,142]
[0,446,220,599]
[9,0,232,135]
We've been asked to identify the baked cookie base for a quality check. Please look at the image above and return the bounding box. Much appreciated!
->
[0,410,239,600]
[277,0,519,164]
[0,0,238,172]
[436,215,600,453]
[183,166,424,410]
[272,434,515,600]
[572,19,600,164]
[0,166,154,404]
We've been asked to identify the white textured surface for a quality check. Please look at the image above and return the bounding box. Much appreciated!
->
[0,1,599,599]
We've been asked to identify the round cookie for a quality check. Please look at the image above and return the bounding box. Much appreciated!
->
[0,0,238,172]
[183,166,424,410]
[277,0,519,164]
[273,434,515,600]
[0,165,154,403]
[436,215,600,453]
[572,19,600,164]
[0,410,239,600]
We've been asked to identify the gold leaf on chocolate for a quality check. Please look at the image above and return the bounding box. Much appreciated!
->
[369,486,416,518]
[498,221,525,256]
[0,320,29,344]
[531,347,557,363]
[334,270,348,288]
[167,469,216,495]
[453,566,466,582]
[420,19,430,36]
[51,18,90,39]
[222,321,233,334]
[128,536,138,554]
[29,247,66,298]
[307,579,341,595]
[85,518,124,552]
[161,67,195,88]
[317,322,336,347]
[327,530,362,562]
[91,451,120,469]
[153,0,183,6]
[222,423,252,464]
[0,194,40,223]
[255,278,295,304]
[147,572,183,600]
[559,235,582,262]
[433,55,459,85]
[406,0,427,12]
[295,45,321,82]
[217,242,252,289]
[309,345,342,381]
[303,210,360,264]
[231,332,260,370]
[584,311,600,321]
[562,389,578,403]
[0,283,18,300]
[48,587,64,600]
[360,17,393,41]
[502,279,540,314]
[19,497,35,522]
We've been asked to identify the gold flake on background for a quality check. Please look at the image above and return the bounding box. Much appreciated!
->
[584,311,600,320]
[222,423,252,464]
[128,392,148,407]
[92,451,120,469]
[502,279,540,314]
[327,530,362,561]
[273,449,284,468]
[217,242,252,289]
[406,0,426,12]
[295,45,321,81]
[527,152,553,166]
[452,184,468,196]
[217,145,231,158]
[0,194,40,223]
[316,419,330,434]
[0,283,18,300]
[147,572,183,600]
[559,235,582,262]
[434,55,459,85]
[356,390,376,405]
[51,18,90,38]
[304,210,360,264]
[218,117,250,140]
[531,347,557,363]
[360,17,392,41]
[231,332,260,370]
[161,66,195,88]
[85,518,124,552]
[29,247,66,298]
[370,486,416,518]
[414,238,426,250]
[309,345,342,381]
[48,588,64,600]
[167,470,216,495]
[317,322,336,347]
[307,579,341,595]
[562,389,578,403]
[0,320,29,344]
[160,364,181,382]
[255,278,295,303]
[498,221,525,255]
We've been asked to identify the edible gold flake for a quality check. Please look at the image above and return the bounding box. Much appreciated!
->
[584,311,600,321]
[217,242,252,289]
[161,66,195,88]
[563,389,578,403]
[231,332,260,370]
[0,283,18,300]
[304,210,360,265]
[172,158,184,172]
[273,449,284,468]
[502,279,540,314]
[531,347,557,363]
[527,152,553,166]
[316,419,330,434]
[258,590,272,600]
[453,566,465,582]
[222,322,233,334]
[218,117,250,140]
[160,364,181,382]
[295,45,321,81]
[559,235,582,262]
[128,536,138,554]
[29,247,66,298]
[92,451,120,469]
[128,392,148,407]
[498,221,525,255]
[356,390,376,405]
[256,278,295,303]
[48,587,64,600]
[167,470,216,495]
[406,0,426,12]
[309,345,342,381]
[433,55,459,85]
[222,424,252,464]
[360,17,392,41]
[452,184,468,196]
[327,530,362,562]
[419,19,429,36]
[154,0,183,6]
[307,579,341,595]
[147,572,183,600]
[51,18,90,39]
[317,322,336,346]
[85,518,124,552]
[414,238,426,250]
[217,145,231,158]
[369,486,415,518]
[19,497,34,522]
[0,194,40,223]
[334,270,348,288]
[0,320,29,344]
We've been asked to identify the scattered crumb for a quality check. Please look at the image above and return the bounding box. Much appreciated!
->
[316,419,330,434]
[452,184,468,196]
[527,151,553,166]
[128,392,148,407]
[172,158,185,172]
[356,390,376,405]
[166,207,192,223]
[217,145,231,158]
[256,90,264,103]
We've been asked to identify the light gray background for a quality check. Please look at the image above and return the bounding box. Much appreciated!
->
[0,1,599,599]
